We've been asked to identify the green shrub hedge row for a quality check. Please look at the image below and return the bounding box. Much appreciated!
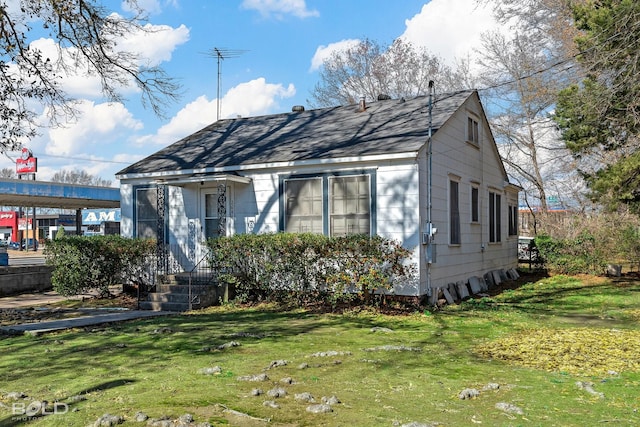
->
[44,236,155,297]
[207,233,417,305]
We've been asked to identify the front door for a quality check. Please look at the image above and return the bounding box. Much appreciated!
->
[198,183,233,258]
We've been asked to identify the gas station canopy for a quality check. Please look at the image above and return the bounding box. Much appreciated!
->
[0,179,120,210]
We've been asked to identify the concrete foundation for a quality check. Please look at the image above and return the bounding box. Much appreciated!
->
[0,266,53,296]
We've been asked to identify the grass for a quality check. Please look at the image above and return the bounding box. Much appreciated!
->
[1,273,639,426]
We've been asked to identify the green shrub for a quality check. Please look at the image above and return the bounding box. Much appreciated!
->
[44,236,155,297]
[535,232,606,275]
[208,233,416,306]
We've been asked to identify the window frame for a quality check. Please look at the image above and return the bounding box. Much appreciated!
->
[449,179,461,245]
[489,190,502,243]
[280,171,375,237]
[467,116,480,145]
[470,185,479,223]
[135,186,160,240]
[283,177,324,234]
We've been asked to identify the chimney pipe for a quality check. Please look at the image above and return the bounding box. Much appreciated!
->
[358,96,366,112]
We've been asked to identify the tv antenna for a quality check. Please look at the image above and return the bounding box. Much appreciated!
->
[203,47,248,121]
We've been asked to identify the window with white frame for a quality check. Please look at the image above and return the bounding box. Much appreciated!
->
[489,191,502,243]
[467,116,479,145]
[284,178,323,233]
[450,179,461,244]
[136,187,158,239]
[330,175,370,236]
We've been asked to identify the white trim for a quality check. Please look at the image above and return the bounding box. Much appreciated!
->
[117,152,419,181]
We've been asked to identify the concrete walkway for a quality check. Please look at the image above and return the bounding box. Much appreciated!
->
[0,310,175,336]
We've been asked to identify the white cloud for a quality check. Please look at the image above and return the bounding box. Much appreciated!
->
[137,78,296,146]
[400,0,499,67]
[46,101,143,156]
[116,22,190,67]
[241,0,319,19]
[309,39,361,72]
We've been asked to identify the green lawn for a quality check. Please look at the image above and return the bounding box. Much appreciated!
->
[1,273,639,426]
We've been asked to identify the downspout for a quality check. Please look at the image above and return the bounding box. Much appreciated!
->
[426,80,434,297]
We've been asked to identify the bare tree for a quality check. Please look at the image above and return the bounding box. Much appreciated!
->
[477,0,586,231]
[0,0,180,151]
[0,167,16,179]
[51,169,111,187]
[308,38,474,108]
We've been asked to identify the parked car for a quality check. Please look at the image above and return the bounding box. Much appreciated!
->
[21,238,39,250]
[8,241,20,250]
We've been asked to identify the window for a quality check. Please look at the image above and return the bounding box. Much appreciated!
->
[136,188,158,239]
[330,175,370,236]
[489,191,502,243]
[450,180,460,244]
[508,205,518,236]
[284,178,323,233]
[467,116,479,144]
[471,186,479,223]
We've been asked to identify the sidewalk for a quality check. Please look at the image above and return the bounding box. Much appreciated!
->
[0,310,174,336]
[0,287,176,336]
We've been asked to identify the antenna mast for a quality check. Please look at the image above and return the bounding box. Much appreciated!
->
[204,48,247,121]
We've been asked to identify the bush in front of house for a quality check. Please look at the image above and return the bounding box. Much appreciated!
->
[44,235,155,297]
[207,233,416,306]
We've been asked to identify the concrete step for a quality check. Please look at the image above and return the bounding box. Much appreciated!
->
[139,300,193,312]
[146,292,194,303]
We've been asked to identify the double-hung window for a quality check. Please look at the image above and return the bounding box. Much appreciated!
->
[489,191,502,243]
[449,179,461,244]
[467,116,479,145]
[330,175,370,236]
[284,178,323,233]
[283,174,371,236]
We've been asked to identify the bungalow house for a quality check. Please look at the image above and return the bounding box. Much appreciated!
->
[116,89,520,302]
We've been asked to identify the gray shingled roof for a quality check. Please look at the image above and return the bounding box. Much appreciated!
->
[116,90,475,177]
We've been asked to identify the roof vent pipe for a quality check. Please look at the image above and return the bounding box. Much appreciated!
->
[292,105,305,112]
[378,94,391,101]
[358,96,366,112]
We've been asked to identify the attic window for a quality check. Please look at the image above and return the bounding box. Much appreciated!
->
[467,116,479,145]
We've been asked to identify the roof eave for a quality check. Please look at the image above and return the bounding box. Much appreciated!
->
[116,151,420,181]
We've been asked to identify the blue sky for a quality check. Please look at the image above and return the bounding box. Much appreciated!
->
[2,0,499,184]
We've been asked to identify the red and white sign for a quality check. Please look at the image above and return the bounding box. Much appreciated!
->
[16,148,37,174]
[18,217,33,231]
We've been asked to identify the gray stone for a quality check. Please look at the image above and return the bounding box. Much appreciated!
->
[495,402,524,415]
[4,392,26,400]
[298,363,309,369]
[456,282,470,300]
[199,366,222,375]
[237,373,269,382]
[322,395,341,405]
[93,413,124,426]
[217,341,240,350]
[458,388,480,400]
[295,392,316,403]
[482,383,500,391]
[442,288,455,304]
[447,282,459,300]
[306,404,333,413]
[280,377,295,384]
[134,412,148,422]
[267,387,287,398]
[468,276,483,294]
[607,264,622,277]
[251,388,263,396]
[267,359,288,369]
[499,269,508,281]
[477,276,489,292]
[492,270,503,286]
[484,272,495,288]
